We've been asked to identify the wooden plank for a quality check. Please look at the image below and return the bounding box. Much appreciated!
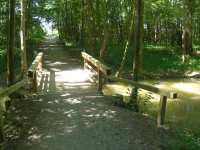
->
[82,52,111,75]
[0,52,42,99]
[0,79,27,98]
[106,76,177,99]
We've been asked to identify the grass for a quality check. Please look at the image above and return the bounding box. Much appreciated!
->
[103,43,200,78]
[169,128,200,150]
[180,129,200,150]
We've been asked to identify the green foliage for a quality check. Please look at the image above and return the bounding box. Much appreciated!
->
[169,129,200,150]
[104,44,133,71]
[0,48,5,56]
[103,44,200,78]
[29,20,46,44]
[0,0,46,76]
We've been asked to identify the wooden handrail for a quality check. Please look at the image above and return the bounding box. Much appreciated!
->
[0,52,43,99]
[0,52,43,97]
[106,76,178,126]
[28,52,43,73]
[106,76,177,99]
[82,52,112,91]
[0,79,27,98]
[82,52,178,127]
[28,52,43,92]
[0,52,43,141]
[82,52,111,76]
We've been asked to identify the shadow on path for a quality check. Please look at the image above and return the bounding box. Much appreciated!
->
[3,37,179,150]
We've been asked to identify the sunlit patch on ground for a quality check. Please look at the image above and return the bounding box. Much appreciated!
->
[38,68,92,93]
[103,83,132,97]
[155,81,200,96]
[47,62,68,67]
[55,69,90,83]
[63,98,82,105]
[172,83,200,95]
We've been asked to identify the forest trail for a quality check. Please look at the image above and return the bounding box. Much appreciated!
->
[3,37,178,150]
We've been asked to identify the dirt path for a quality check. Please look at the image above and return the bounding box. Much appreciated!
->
[3,37,179,150]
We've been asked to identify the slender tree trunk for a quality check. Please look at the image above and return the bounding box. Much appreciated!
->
[154,23,159,44]
[131,0,144,112]
[7,0,16,86]
[133,0,143,81]
[115,9,135,77]
[80,0,85,46]
[87,0,96,53]
[182,0,193,62]
[95,0,101,43]
[20,0,28,76]
[26,0,31,40]
[100,23,110,60]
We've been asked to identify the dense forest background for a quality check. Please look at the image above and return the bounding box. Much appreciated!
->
[50,0,200,78]
[1,0,200,82]
[0,0,45,82]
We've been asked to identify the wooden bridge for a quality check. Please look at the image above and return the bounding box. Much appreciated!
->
[0,38,178,149]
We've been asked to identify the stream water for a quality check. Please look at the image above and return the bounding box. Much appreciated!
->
[103,78,200,134]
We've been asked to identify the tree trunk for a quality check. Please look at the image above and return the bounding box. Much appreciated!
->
[99,23,110,60]
[80,0,85,46]
[182,0,193,62]
[133,0,143,81]
[131,0,144,112]
[7,0,16,86]
[26,0,31,40]
[20,0,28,76]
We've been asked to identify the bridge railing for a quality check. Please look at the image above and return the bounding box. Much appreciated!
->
[0,52,43,140]
[0,52,43,107]
[82,52,178,127]
[28,52,43,92]
[82,52,111,91]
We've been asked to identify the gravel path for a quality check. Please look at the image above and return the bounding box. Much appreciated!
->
[3,37,179,150]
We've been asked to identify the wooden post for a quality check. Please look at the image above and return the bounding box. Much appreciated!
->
[0,111,4,142]
[39,57,43,73]
[157,95,167,126]
[83,59,86,71]
[28,71,37,92]
[98,69,103,93]
[7,0,16,86]
[33,72,37,92]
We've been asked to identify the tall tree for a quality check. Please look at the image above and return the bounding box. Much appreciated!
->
[133,0,144,81]
[20,0,28,76]
[182,0,194,62]
[131,0,144,112]
[99,23,110,59]
[7,0,16,86]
